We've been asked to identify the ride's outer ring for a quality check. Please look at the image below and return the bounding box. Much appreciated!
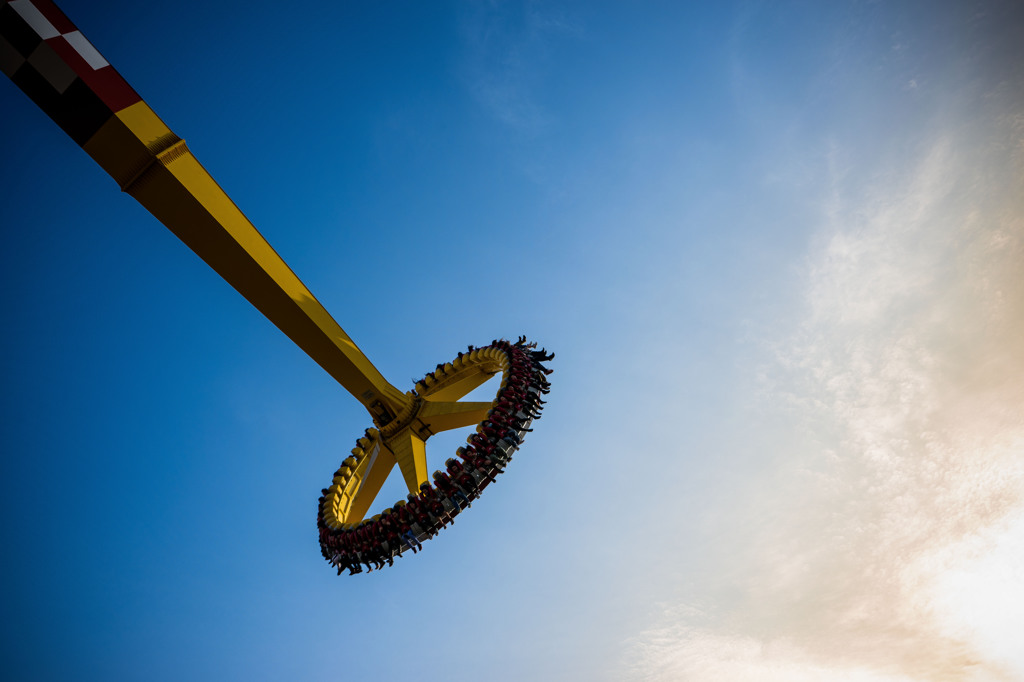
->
[316,339,550,573]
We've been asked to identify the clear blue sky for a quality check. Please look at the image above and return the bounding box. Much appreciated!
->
[3,1,1023,680]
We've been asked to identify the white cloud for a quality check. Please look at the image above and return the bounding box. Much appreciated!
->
[619,115,1024,681]
[624,606,923,682]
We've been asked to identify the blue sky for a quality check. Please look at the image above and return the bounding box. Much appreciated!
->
[2,1,1023,680]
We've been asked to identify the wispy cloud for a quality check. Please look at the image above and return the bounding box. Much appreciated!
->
[621,117,1024,680]
[459,2,582,133]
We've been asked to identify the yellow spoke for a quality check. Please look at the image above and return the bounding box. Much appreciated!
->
[342,441,397,524]
[420,371,496,402]
[416,400,493,434]
[385,429,429,495]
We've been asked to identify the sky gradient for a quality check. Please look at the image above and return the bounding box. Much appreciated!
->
[2,1,1023,680]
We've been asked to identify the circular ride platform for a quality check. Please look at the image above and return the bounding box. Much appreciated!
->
[317,338,553,575]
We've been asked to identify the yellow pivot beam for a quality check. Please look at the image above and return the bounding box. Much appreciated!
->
[91,103,409,423]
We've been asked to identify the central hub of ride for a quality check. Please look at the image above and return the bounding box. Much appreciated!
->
[322,345,509,526]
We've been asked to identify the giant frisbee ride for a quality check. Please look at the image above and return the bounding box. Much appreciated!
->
[1,0,553,575]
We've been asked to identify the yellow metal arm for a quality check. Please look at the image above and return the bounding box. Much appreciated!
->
[83,103,409,423]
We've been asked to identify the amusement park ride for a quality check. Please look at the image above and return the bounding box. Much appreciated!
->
[1,0,553,574]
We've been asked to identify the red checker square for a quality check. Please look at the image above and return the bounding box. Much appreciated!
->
[81,65,141,113]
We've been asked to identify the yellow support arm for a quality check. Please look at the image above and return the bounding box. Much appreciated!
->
[89,103,409,423]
